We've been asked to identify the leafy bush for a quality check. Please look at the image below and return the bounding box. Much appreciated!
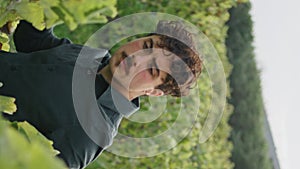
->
[0,0,117,51]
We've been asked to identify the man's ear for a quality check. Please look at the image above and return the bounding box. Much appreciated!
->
[144,89,164,96]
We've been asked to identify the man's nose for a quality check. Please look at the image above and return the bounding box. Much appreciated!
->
[127,55,134,68]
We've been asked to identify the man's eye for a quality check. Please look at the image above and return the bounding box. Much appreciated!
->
[149,68,153,75]
[149,38,153,48]
[143,41,148,49]
[148,68,155,76]
[149,67,159,78]
[143,38,153,49]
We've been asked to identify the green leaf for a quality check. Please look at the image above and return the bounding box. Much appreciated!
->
[99,6,117,18]
[38,0,60,28]
[16,121,60,156]
[0,8,19,28]
[0,95,17,115]
[0,119,67,169]
[44,7,60,29]
[0,42,10,51]
[0,32,9,43]
[51,6,77,30]
[14,2,45,30]
[38,0,60,7]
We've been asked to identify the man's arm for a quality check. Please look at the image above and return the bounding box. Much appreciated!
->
[13,20,72,53]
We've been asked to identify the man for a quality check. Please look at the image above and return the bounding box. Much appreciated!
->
[0,20,202,168]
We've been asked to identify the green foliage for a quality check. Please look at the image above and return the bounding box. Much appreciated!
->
[54,23,101,44]
[0,32,10,51]
[0,0,117,29]
[0,118,66,169]
[0,0,117,51]
[10,121,60,156]
[225,2,273,169]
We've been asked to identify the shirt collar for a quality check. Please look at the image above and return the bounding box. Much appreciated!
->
[97,86,140,118]
[77,46,110,74]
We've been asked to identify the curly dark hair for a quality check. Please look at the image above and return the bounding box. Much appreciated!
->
[152,20,203,97]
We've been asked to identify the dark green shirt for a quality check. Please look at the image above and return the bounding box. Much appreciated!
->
[0,21,139,169]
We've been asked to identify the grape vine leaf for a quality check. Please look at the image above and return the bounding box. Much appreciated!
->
[14,1,45,30]
[0,95,17,115]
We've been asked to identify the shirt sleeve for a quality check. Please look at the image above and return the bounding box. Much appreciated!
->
[48,126,103,169]
[13,20,72,53]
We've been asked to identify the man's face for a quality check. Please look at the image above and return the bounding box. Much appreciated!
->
[108,35,174,96]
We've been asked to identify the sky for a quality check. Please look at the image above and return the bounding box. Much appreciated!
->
[250,0,300,169]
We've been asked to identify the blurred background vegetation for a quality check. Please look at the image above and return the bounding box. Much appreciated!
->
[0,0,274,169]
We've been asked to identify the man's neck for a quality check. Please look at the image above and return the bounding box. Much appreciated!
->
[98,65,142,101]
